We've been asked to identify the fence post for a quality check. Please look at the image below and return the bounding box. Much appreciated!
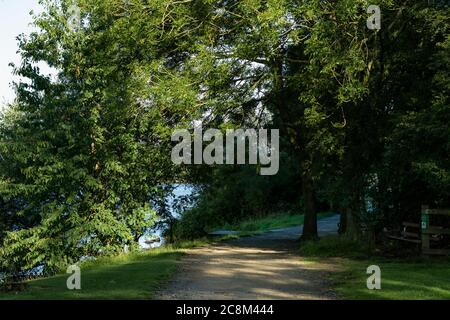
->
[421,205,430,255]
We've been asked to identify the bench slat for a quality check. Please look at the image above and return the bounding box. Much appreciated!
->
[422,228,450,235]
[388,235,421,243]
[401,231,420,238]
[403,222,420,228]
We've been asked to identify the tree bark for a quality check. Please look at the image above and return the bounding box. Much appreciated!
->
[301,172,318,240]
[345,206,361,240]
[338,205,347,234]
[269,55,319,241]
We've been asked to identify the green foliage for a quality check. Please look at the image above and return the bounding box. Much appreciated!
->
[317,1,450,232]
[0,0,449,280]
[0,0,194,276]
[172,159,302,240]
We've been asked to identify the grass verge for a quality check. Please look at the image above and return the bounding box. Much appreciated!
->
[0,247,183,300]
[300,235,450,299]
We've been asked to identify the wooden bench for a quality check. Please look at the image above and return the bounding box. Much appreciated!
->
[388,222,421,244]
[387,206,450,256]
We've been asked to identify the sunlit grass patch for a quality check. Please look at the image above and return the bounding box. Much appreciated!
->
[0,247,183,300]
[301,235,450,299]
[329,257,450,299]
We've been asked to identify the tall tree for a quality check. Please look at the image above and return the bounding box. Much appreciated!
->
[0,0,202,275]
[174,0,385,239]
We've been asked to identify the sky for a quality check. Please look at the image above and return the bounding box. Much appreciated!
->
[0,0,44,108]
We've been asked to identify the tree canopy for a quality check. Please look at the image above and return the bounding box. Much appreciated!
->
[0,0,449,277]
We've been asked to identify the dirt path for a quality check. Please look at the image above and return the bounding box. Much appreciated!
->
[156,215,340,300]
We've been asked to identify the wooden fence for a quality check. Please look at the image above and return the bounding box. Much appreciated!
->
[421,205,450,256]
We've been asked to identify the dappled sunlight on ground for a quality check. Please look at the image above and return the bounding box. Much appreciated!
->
[156,216,340,300]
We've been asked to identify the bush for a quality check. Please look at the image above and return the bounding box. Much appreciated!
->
[299,235,371,258]
[171,208,211,241]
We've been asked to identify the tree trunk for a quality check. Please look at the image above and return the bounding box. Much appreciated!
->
[338,205,347,234]
[301,172,318,240]
[269,55,319,241]
[345,206,361,240]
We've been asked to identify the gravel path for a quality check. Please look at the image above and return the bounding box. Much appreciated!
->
[156,215,340,300]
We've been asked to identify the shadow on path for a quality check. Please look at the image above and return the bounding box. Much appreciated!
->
[156,215,340,300]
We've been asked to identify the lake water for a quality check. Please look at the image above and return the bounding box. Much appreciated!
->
[138,184,194,249]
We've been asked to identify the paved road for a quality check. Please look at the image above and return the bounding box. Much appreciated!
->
[156,215,340,300]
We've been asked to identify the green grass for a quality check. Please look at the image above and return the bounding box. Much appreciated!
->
[300,235,450,300]
[300,234,371,258]
[0,247,183,300]
[331,258,450,299]
[1,212,339,300]
[217,211,335,233]
[0,221,275,300]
